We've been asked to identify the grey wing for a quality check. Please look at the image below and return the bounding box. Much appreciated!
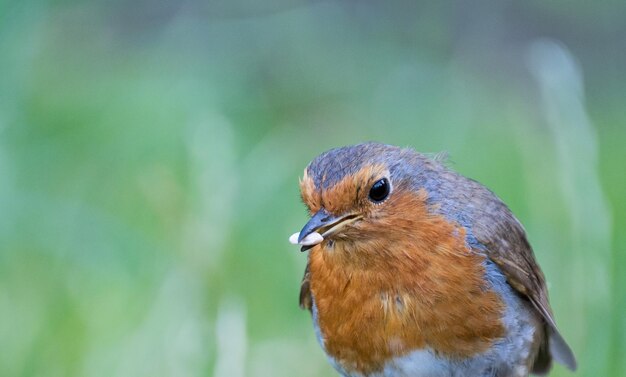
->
[299,260,312,311]
[467,185,577,372]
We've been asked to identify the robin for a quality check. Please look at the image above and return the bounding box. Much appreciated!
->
[289,143,577,377]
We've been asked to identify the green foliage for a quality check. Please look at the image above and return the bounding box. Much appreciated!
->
[0,1,624,376]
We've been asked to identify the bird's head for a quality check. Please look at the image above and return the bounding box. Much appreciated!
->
[290,142,445,263]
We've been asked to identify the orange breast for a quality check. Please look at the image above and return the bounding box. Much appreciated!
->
[308,190,505,375]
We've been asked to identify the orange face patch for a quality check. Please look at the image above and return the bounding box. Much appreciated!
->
[300,165,390,216]
[307,189,505,375]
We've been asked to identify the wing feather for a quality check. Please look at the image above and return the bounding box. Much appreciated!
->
[470,192,577,371]
[299,260,312,311]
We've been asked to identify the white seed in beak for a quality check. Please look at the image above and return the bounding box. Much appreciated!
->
[289,231,324,246]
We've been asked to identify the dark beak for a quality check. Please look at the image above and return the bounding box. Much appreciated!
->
[298,208,336,244]
[296,208,361,252]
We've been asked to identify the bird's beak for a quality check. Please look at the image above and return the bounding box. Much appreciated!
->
[288,208,362,252]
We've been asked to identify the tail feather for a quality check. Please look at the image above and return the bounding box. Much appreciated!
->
[548,326,577,371]
[529,297,577,372]
[531,328,552,375]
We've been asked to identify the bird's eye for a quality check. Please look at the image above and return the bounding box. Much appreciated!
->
[368,178,390,203]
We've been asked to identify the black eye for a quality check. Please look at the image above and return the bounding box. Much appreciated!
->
[368,178,390,203]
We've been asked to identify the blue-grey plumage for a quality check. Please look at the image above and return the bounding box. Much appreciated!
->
[295,142,577,376]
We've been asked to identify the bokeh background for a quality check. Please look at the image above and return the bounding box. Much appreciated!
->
[1,1,625,376]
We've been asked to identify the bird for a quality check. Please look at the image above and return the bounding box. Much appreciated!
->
[289,142,577,377]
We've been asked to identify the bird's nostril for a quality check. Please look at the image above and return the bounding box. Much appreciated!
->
[321,216,330,222]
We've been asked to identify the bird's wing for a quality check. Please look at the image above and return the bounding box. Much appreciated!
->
[299,259,313,311]
[471,196,577,372]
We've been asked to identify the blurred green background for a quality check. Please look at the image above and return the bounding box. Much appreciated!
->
[1,1,624,376]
